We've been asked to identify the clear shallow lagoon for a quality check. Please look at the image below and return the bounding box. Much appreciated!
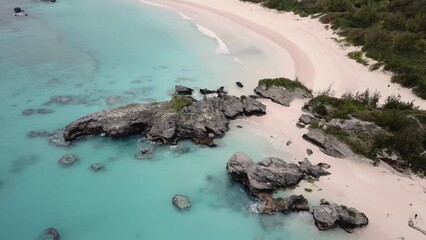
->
[0,0,354,239]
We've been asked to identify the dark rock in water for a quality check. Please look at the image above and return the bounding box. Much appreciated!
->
[37,108,54,114]
[236,125,243,129]
[63,92,266,147]
[254,84,312,107]
[200,88,216,95]
[44,228,60,240]
[14,7,23,13]
[135,148,153,160]
[175,85,193,95]
[256,193,309,214]
[236,82,244,88]
[27,130,50,138]
[58,154,77,166]
[312,202,369,232]
[22,109,35,116]
[172,195,191,210]
[226,152,330,194]
[90,163,104,171]
[286,140,292,146]
[306,148,313,156]
[303,129,353,158]
[249,95,259,99]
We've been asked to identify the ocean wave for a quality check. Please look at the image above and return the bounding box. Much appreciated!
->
[177,12,192,20]
[196,24,230,55]
[234,57,248,70]
[139,0,170,9]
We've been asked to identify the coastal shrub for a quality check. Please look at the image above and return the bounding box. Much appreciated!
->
[382,95,416,111]
[258,77,311,92]
[347,51,369,66]
[169,95,194,112]
[241,0,426,99]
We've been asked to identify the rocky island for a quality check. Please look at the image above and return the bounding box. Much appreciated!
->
[63,86,266,146]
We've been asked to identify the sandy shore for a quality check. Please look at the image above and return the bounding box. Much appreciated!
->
[144,0,426,239]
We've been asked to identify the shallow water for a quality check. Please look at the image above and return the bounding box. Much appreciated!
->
[0,0,355,239]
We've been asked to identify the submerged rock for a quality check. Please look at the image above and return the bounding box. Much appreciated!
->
[58,154,77,166]
[36,108,54,114]
[256,193,309,214]
[175,85,193,95]
[199,88,216,95]
[312,202,369,232]
[236,82,244,88]
[44,227,60,240]
[63,90,266,147]
[14,7,23,13]
[172,195,191,210]
[22,109,35,116]
[90,163,104,171]
[27,130,50,138]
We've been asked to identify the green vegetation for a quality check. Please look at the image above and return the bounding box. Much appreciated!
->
[242,0,426,99]
[347,51,368,66]
[258,77,312,92]
[309,91,426,173]
[169,95,195,112]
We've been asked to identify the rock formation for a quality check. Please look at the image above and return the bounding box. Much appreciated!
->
[254,79,313,107]
[63,89,266,147]
[172,195,191,210]
[302,128,354,158]
[226,152,330,194]
[312,201,369,232]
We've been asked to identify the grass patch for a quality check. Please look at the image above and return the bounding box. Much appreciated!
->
[258,77,311,93]
[347,51,368,66]
[169,95,195,112]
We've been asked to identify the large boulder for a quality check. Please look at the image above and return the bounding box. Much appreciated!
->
[312,202,369,232]
[172,195,191,210]
[226,152,330,194]
[175,85,193,95]
[221,96,244,118]
[302,128,353,158]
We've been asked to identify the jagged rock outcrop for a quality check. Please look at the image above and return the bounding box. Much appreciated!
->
[63,91,266,147]
[302,128,354,158]
[254,85,312,107]
[226,152,330,194]
[312,202,369,232]
[172,195,191,210]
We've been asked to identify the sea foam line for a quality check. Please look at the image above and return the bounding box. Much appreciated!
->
[139,0,170,9]
[234,57,248,70]
[196,24,230,55]
[177,12,192,20]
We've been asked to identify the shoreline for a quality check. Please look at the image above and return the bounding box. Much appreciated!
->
[145,0,426,239]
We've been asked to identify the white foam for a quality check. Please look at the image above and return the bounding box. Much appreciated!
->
[233,57,248,70]
[196,24,230,55]
[177,12,192,20]
[139,0,170,9]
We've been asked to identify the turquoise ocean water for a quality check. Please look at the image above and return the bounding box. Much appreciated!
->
[0,0,355,239]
